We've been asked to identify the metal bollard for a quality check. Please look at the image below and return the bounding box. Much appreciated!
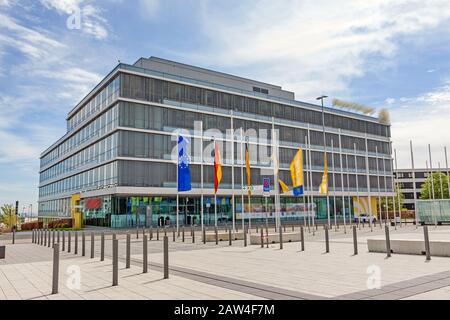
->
[126,233,131,269]
[112,239,118,286]
[182,227,185,242]
[12,229,15,245]
[192,227,195,243]
[284,225,286,232]
[157,227,160,241]
[244,226,247,247]
[44,229,47,247]
[57,230,60,244]
[113,233,116,241]
[68,231,71,253]
[143,235,148,273]
[279,226,283,250]
[52,243,60,294]
[136,227,139,239]
[215,227,218,245]
[352,226,358,255]
[32,229,34,244]
[164,227,167,237]
[325,226,329,253]
[229,228,232,246]
[74,232,78,255]
[62,231,65,251]
[266,225,269,248]
[385,226,391,258]
[163,236,169,279]
[292,225,295,232]
[100,233,105,262]
[300,226,305,251]
[150,227,153,240]
[143,227,145,239]
[173,229,176,242]
[423,226,431,261]
[48,229,51,247]
[203,227,206,244]
[41,229,44,245]
[260,228,264,248]
[82,232,85,257]
[90,232,94,259]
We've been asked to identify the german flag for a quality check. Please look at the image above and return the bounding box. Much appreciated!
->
[214,142,222,194]
[245,143,251,196]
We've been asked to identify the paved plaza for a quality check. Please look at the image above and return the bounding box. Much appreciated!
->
[1,224,450,300]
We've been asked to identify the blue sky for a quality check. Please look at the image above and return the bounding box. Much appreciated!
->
[1,0,450,212]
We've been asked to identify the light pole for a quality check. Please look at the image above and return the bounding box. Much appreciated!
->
[317,95,330,227]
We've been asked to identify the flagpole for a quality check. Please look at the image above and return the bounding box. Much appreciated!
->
[410,140,418,227]
[428,144,435,199]
[240,130,245,233]
[272,117,281,229]
[231,111,236,232]
[354,143,360,228]
[246,136,252,233]
[364,137,373,232]
[439,162,444,199]
[200,121,204,232]
[445,146,449,201]
[214,139,218,228]
[394,149,401,227]
[304,135,309,229]
[307,127,315,232]
[176,134,180,235]
[338,133,346,233]
[376,146,382,228]
[345,153,352,228]
[382,150,388,227]
[305,135,311,230]
[331,140,337,230]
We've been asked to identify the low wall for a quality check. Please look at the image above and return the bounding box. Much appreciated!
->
[367,238,450,257]
[204,231,245,242]
[249,232,301,245]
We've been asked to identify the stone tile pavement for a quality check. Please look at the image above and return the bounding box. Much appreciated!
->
[1,225,450,300]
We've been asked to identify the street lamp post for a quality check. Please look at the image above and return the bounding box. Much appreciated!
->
[317,95,330,228]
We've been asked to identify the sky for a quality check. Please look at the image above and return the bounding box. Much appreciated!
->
[1,0,450,213]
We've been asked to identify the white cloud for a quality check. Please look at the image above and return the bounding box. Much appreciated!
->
[190,0,450,100]
[40,0,109,39]
[390,81,450,169]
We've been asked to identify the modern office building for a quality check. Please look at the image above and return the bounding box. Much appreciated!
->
[38,57,394,228]
[394,168,450,210]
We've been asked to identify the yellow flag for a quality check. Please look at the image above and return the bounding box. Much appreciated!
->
[290,149,304,187]
[278,179,290,194]
[319,152,328,194]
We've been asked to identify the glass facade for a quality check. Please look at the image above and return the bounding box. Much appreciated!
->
[38,60,394,228]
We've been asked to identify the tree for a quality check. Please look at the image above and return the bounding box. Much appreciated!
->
[380,183,405,211]
[420,172,450,200]
[0,204,17,228]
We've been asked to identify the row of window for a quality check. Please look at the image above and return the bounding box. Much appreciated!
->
[41,105,119,168]
[39,162,117,198]
[67,76,120,132]
[38,198,71,217]
[117,130,393,173]
[120,73,391,138]
[40,133,118,184]
[119,101,391,155]
[117,160,393,192]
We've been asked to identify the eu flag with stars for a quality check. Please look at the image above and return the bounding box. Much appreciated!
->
[178,136,192,192]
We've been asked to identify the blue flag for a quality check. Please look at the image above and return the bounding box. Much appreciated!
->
[178,136,192,192]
